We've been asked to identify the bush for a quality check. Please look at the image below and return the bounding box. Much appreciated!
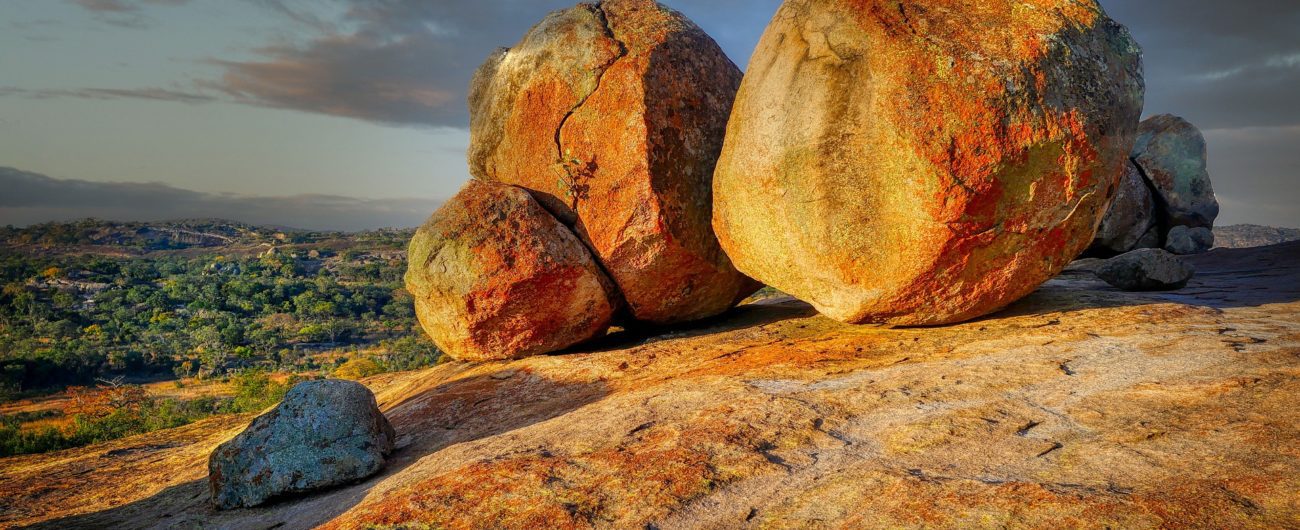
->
[334,357,384,380]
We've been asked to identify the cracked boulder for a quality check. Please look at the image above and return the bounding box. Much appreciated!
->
[1132,115,1219,229]
[405,180,619,362]
[712,0,1145,325]
[467,0,755,325]
[1091,161,1159,255]
[209,380,396,509]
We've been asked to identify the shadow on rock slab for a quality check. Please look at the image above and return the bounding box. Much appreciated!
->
[27,371,612,530]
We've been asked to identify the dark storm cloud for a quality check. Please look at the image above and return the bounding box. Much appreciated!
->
[1101,0,1300,129]
[0,167,442,231]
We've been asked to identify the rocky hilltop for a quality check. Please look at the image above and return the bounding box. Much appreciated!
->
[2,242,1297,529]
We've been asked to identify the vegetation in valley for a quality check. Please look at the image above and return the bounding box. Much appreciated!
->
[0,219,442,456]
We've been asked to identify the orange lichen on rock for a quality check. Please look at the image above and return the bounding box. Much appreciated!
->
[405,180,618,361]
[469,0,756,324]
[713,0,1146,325]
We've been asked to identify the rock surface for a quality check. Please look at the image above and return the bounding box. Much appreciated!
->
[1096,248,1195,291]
[7,242,1298,529]
[468,0,754,324]
[406,180,618,362]
[208,380,395,509]
[712,0,1145,326]
[1132,114,1219,229]
[1166,225,1215,255]
[1092,162,1158,254]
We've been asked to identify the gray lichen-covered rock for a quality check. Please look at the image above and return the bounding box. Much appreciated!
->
[1165,225,1215,255]
[1132,115,1219,229]
[1092,161,1158,254]
[209,380,396,509]
[1096,248,1195,291]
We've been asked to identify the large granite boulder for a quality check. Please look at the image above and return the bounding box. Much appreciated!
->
[1132,115,1219,229]
[406,180,618,362]
[1092,161,1159,255]
[1166,225,1215,255]
[1096,248,1195,291]
[712,0,1145,325]
[468,0,755,325]
[209,380,396,509]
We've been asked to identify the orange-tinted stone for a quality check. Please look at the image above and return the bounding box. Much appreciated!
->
[405,180,618,361]
[468,0,756,325]
[713,0,1146,325]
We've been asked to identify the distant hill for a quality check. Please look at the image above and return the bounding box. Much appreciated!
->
[1215,224,1300,249]
[0,218,414,257]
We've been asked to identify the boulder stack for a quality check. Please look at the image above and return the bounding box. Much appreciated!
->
[405,181,619,362]
[712,0,1145,325]
[1088,114,1220,256]
[209,380,396,509]
[468,0,755,324]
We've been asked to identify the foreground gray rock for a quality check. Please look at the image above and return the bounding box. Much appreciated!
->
[209,380,396,509]
[1166,225,1216,255]
[1097,248,1195,291]
[1132,115,1219,229]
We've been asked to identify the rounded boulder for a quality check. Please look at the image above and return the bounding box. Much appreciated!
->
[209,380,396,509]
[1132,115,1219,229]
[405,180,618,362]
[713,0,1145,325]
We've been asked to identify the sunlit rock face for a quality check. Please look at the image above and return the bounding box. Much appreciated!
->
[468,0,756,325]
[713,0,1146,326]
[405,180,618,362]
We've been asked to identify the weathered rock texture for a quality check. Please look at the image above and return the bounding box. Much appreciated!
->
[1091,161,1158,254]
[1096,248,1194,291]
[7,243,1299,529]
[1166,225,1215,256]
[1132,114,1219,229]
[208,380,395,509]
[713,0,1145,326]
[468,0,754,324]
[406,180,618,362]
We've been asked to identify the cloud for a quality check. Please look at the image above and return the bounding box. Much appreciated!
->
[69,0,189,29]
[1101,0,1300,129]
[0,86,217,104]
[0,167,443,231]
[201,0,774,128]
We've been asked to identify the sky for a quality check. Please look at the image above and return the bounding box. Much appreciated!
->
[0,0,1296,230]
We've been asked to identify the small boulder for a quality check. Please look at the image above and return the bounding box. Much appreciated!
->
[1092,161,1158,254]
[712,0,1145,325]
[209,380,396,509]
[1132,115,1219,229]
[405,180,618,362]
[1096,249,1195,291]
[1165,225,1215,255]
[468,0,755,324]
